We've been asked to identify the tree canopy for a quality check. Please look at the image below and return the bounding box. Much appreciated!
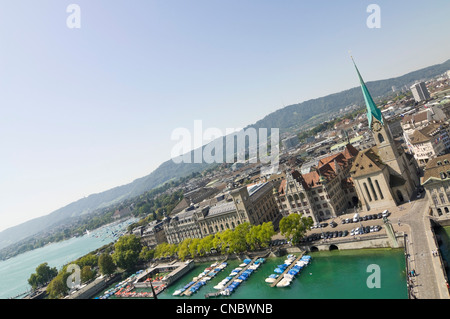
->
[279,214,313,245]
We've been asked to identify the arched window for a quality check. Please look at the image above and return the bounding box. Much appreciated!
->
[445,207,449,214]
[440,193,446,204]
[378,133,385,143]
[363,182,372,201]
[375,180,384,199]
[396,190,404,203]
[368,178,378,201]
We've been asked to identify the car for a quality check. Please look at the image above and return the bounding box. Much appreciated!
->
[367,215,372,220]
[362,216,367,221]
[330,221,338,228]
[338,231,343,237]
[343,230,349,237]
[350,229,355,236]
[374,225,382,232]
[320,223,329,228]
[382,210,390,218]
[377,213,383,219]
[342,219,347,224]
[333,231,338,238]
[372,214,378,219]
[345,218,351,223]
[364,226,370,233]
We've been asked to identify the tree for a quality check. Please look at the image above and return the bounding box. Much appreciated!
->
[257,222,275,248]
[112,234,142,271]
[28,262,58,289]
[81,266,95,283]
[177,238,192,261]
[139,246,155,263]
[98,253,116,276]
[279,214,313,245]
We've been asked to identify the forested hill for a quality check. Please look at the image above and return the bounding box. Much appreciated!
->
[248,58,450,132]
[1,58,449,250]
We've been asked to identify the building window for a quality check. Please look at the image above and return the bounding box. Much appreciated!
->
[363,183,372,201]
[440,193,446,204]
[375,180,384,199]
[378,133,385,143]
[368,178,378,201]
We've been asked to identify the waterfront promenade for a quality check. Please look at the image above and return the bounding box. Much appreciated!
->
[398,197,450,299]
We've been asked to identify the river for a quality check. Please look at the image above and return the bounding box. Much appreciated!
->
[0,218,136,299]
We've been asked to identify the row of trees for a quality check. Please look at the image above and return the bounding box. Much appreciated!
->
[152,222,276,261]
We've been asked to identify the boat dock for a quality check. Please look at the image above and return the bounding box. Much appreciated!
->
[205,256,261,298]
[270,252,305,288]
[180,259,227,297]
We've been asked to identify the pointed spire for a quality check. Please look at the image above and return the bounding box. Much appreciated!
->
[351,56,383,128]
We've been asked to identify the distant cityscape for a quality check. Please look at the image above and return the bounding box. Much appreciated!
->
[131,67,450,249]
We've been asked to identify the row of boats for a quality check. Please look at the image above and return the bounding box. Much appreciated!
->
[173,255,309,297]
[172,261,228,296]
[265,254,312,288]
[217,258,265,296]
[96,269,146,299]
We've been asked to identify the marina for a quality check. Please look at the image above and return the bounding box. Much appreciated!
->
[156,248,408,299]
[175,260,228,297]
[205,256,265,298]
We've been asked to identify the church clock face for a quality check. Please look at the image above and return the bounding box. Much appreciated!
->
[372,120,382,132]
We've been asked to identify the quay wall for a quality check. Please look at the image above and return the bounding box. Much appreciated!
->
[68,274,119,299]
[298,234,404,252]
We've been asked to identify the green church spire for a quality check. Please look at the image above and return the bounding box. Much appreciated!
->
[351,57,383,128]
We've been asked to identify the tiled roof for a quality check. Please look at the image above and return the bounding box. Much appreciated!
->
[422,153,450,185]
[350,147,385,178]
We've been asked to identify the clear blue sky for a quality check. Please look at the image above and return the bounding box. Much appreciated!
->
[1,0,449,232]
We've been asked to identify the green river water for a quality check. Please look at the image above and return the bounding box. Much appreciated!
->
[109,248,408,299]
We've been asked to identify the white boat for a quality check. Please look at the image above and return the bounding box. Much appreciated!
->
[276,278,292,288]
[239,263,247,267]
[172,289,184,296]
[265,274,278,283]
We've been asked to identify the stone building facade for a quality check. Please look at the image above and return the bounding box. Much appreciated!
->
[422,154,450,217]
[275,144,359,223]
[161,182,281,245]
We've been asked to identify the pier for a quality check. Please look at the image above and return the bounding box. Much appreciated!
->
[180,259,227,297]
[270,252,305,288]
[205,256,262,298]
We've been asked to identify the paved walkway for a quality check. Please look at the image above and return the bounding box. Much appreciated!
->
[398,197,450,299]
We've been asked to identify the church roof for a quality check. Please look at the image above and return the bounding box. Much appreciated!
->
[350,147,385,178]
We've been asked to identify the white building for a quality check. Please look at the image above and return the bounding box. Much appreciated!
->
[410,82,431,103]
[404,123,450,167]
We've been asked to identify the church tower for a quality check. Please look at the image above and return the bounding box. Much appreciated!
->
[350,58,419,209]
[352,58,416,182]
